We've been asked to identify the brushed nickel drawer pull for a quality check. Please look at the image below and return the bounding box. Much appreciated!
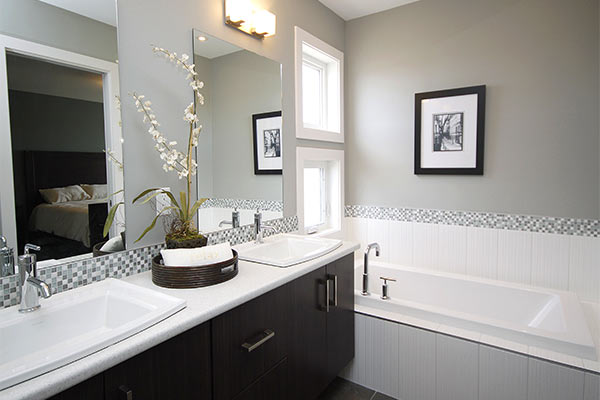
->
[327,274,338,307]
[119,385,133,400]
[242,329,275,352]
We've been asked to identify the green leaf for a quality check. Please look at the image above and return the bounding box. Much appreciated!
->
[189,198,208,219]
[134,206,178,243]
[103,202,124,237]
[133,188,161,203]
[180,191,188,220]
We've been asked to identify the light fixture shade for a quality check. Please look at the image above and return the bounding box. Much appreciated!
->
[252,9,276,37]
[226,0,252,25]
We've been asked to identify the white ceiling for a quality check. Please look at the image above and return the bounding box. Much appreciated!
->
[38,0,116,26]
[193,31,242,60]
[318,0,421,21]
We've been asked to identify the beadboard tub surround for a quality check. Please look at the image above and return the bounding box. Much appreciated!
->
[0,216,298,309]
[344,205,600,304]
[341,312,600,400]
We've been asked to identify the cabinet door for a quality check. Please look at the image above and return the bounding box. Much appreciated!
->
[232,358,288,400]
[212,283,290,400]
[104,322,211,400]
[326,254,355,378]
[47,373,104,400]
[289,266,329,400]
[104,347,155,400]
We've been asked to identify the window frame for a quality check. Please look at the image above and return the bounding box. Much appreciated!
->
[294,26,344,143]
[296,147,344,237]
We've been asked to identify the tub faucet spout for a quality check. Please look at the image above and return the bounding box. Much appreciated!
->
[362,242,380,296]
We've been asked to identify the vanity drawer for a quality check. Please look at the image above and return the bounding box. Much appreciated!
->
[212,283,291,400]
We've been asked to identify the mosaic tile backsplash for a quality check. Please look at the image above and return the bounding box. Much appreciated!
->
[345,205,600,237]
[201,198,283,212]
[0,216,298,309]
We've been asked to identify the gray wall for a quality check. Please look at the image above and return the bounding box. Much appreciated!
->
[194,55,214,198]
[117,0,345,247]
[7,54,104,103]
[210,50,282,201]
[345,0,600,219]
[9,91,105,153]
[0,0,117,62]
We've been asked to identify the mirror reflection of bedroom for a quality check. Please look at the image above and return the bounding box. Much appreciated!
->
[7,54,118,262]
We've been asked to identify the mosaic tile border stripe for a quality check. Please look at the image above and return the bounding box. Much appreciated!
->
[345,205,600,237]
[0,215,298,309]
[201,198,283,212]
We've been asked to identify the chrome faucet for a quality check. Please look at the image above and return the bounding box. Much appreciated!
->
[0,236,14,277]
[219,208,241,228]
[18,244,51,313]
[254,211,276,244]
[380,276,396,300]
[362,242,380,296]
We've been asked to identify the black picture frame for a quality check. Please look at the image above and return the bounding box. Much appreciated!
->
[252,111,282,175]
[414,85,486,175]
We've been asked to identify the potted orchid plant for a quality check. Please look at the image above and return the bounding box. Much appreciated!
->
[131,46,207,248]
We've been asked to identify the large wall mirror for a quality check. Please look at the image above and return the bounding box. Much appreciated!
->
[192,29,283,233]
[0,0,125,275]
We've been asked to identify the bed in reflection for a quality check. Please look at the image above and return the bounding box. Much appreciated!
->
[14,151,108,260]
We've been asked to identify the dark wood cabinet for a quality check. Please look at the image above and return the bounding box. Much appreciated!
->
[326,254,355,377]
[48,373,104,400]
[289,266,329,400]
[104,322,211,400]
[289,254,355,400]
[232,358,288,400]
[51,253,354,400]
[212,283,291,400]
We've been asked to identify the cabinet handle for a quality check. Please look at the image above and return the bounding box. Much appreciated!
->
[327,274,338,307]
[241,329,275,352]
[119,385,133,400]
[325,279,330,313]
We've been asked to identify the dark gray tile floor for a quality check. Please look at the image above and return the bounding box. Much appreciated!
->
[318,378,396,400]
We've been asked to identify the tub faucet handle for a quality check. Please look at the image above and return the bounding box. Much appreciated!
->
[380,276,396,300]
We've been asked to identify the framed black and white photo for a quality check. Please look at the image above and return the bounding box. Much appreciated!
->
[414,85,486,175]
[253,111,282,175]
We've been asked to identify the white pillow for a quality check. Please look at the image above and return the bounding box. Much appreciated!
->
[39,185,90,204]
[81,184,108,200]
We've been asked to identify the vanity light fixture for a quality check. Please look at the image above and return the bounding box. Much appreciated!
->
[225,0,276,39]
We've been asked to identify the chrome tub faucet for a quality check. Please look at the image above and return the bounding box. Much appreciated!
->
[362,242,380,296]
[18,244,51,313]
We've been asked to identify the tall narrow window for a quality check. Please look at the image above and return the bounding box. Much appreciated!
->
[303,166,324,228]
[297,148,344,236]
[295,27,344,143]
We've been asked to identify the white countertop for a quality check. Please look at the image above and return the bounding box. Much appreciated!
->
[2,241,359,400]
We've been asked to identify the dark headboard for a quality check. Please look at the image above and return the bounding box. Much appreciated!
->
[23,151,107,215]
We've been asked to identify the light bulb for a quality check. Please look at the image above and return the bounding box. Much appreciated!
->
[251,9,276,37]
[225,0,252,26]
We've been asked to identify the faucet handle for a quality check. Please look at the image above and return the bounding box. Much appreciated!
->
[380,276,395,300]
[380,276,396,284]
[24,244,41,254]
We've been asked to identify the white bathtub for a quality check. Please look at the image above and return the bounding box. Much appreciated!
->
[354,261,597,360]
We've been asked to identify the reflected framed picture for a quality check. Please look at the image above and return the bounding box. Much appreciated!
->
[253,111,282,175]
[414,85,486,175]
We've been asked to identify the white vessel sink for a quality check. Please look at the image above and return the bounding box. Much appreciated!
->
[0,278,185,390]
[236,234,342,267]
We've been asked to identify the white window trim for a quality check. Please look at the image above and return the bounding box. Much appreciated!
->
[0,34,123,249]
[294,26,344,143]
[296,147,344,238]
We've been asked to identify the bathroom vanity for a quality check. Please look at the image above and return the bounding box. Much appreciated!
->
[14,244,358,400]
